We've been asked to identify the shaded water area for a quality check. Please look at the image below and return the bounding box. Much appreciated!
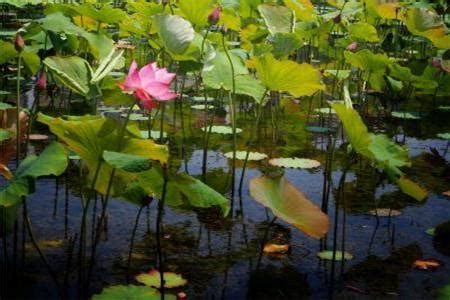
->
[1,83,450,299]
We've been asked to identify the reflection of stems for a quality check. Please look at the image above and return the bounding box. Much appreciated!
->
[126,204,146,282]
[222,33,237,201]
[16,55,22,167]
[156,166,169,299]
[86,104,134,289]
[255,216,277,270]
[23,196,62,295]
[238,90,268,194]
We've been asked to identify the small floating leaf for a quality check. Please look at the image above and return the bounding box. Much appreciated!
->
[191,104,215,110]
[305,126,334,134]
[92,285,175,300]
[317,250,353,261]
[263,243,289,254]
[269,157,321,169]
[368,208,402,217]
[140,130,167,139]
[391,111,421,120]
[413,258,442,270]
[136,270,187,288]
[224,151,268,161]
[426,228,436,236]
[201,125,242,134]
[314,107,335,114]
[437,133,450,140]
[191,96,215,103]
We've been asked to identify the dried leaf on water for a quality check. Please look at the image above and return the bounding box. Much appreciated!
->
[413,258,442,270]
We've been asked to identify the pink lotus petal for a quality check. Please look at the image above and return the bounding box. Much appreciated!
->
[123,61,141,90]
[156,91,178,101]
[155,68,176,84]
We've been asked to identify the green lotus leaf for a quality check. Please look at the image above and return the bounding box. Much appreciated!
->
[140,130,167,139]
[269,157,321,169]
[103,151,151,173]
[347,22,380,42]
[249,175,329,239]
[0,142,68,207]
[437,133,450,140]
[191,104,215,110]
[153,14,195,55]
[178,0,213,26]
[0,129,12,142]
[0,41,17,65]
[258,4,295,35]
[317,250,353,261]
[437,285,450,300]
[136,270,187,288]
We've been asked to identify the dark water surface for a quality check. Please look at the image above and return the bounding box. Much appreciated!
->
[1,95,450,299]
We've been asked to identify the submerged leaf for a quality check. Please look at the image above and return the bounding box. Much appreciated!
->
[249,176,329,239]
[92,285,175,300]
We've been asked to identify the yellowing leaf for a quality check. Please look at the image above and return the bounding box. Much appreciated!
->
[284,0,316,22]
[254,54,324,97]
[249,176,329,239]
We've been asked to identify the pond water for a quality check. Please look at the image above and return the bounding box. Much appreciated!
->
[1,92,450,299]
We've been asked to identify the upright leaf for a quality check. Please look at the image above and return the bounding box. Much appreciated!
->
[153,14,195,55]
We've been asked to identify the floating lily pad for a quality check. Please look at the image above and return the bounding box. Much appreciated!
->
[191,96,215,103]
[305,126,334,134]
[0,91,11,95]
[121,113,149,121]
[437,106,450,112]
[92,285,175,300]
[426,228,436,236]
[191,104,215,110]
[413,258,442,270]
[263,243,289,254]
[317,250,353,261]
[391,111,421,120]
[437,133,450,140]
[368,208,402,217]
[269,157,321,169]
[140,130,167,139]
[201,126,242,134]
[136,270,187,288]
[224,151,268,161]
[27,134,49,141]
[314,107,335,114]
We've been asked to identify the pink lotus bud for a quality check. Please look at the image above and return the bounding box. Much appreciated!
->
[177,292,187,300]
[14,33,25,52]
[333,14,341,24]
[346,42,358,52]
[208,7,221,25]
[36,71,47,91]
[432,57,442,69]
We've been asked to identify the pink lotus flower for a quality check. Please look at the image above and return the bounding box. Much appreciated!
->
[346,42,358,52]
[119,61,177,109]
[208,7,221,25]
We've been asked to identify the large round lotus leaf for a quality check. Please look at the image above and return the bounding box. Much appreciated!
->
[92,284,175,300]
[437,133,450,140]
[191,96,215,102]
[314,107,335,114]
[191,104,215,110]
[136,270,187,288]
[201,126,242,134]
[249,176,329,239]
[269,157,321,169]
[317,250,353,261]
[391,111,421,120]
[224,151,268,161]
[140,130,167,139]
[368,208,402,217]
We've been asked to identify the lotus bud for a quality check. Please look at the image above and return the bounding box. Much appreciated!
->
[346,42,358,52]
[177,292,187,300]
[14,33,25,52]
[36,71,47,91]
[208,7,221,25]
[432,57,442,69]
[333,14,341,24]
